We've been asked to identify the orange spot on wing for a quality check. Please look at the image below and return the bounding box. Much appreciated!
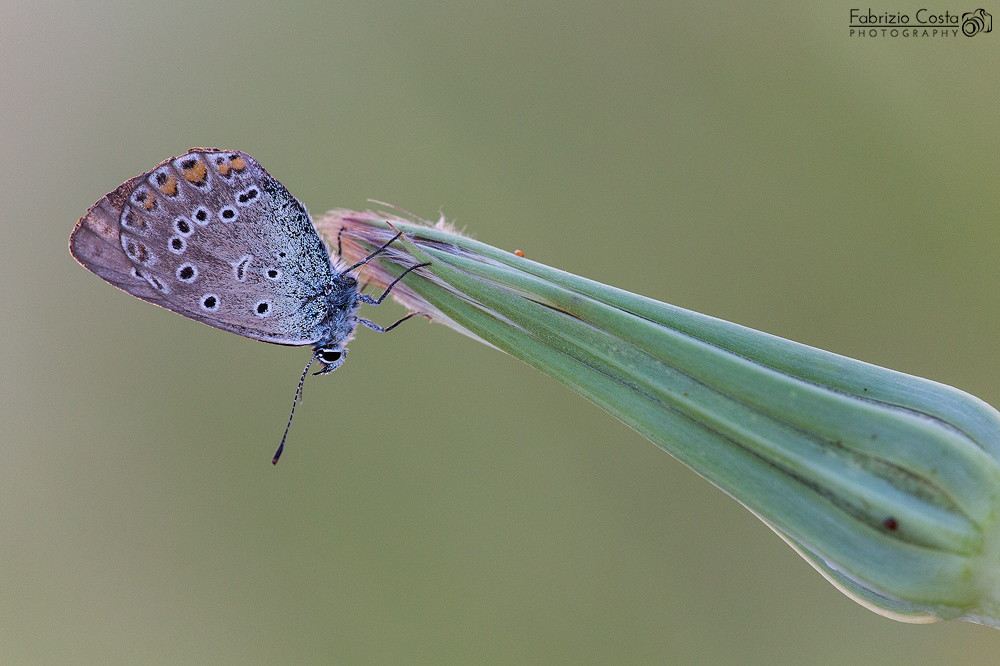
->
[158,175,178,196]
[134,190,156,211]
[182,160,207,183]
[514,249,525,257]
[230,155,246,171]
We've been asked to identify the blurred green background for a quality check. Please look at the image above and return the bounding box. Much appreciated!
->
[3,0,999,663]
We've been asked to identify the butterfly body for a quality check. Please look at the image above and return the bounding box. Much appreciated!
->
[70,148,419,376]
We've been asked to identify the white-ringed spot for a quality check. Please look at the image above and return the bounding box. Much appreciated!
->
[218,206,238,223]
[176,263,197,283]
[236,187,260,206]
[173,217,193,236]
[199,294,219,311]
[230,255,252,282]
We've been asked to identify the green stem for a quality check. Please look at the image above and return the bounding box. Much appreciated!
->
[317,210,1000,628]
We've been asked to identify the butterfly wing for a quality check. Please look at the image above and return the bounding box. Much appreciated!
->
[70,149,335,346]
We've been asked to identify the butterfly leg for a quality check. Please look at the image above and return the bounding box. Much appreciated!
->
[341,231,405,273]
[358,312,432,333]
[358,262,432,306]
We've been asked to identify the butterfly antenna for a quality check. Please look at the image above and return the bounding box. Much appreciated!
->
[336,226,347,258]
[272,353,317,465]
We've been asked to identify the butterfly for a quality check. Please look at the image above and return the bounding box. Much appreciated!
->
[69,148,429,462]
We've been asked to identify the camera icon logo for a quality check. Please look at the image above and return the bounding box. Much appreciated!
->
[962,8,992,36]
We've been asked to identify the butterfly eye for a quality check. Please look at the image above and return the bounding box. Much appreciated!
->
[313,347,346,375]
[318,349,342,364]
